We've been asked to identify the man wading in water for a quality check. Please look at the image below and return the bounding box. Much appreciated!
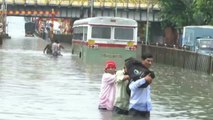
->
[51,39,64,56]
[43,39,64,56]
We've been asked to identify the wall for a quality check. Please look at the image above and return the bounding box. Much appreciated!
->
[141,44,213,74]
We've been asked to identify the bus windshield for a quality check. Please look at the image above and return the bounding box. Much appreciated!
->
[91,26,111,39]
[114,27,134,40]
[198,39,213,50]
[91,26,134,40]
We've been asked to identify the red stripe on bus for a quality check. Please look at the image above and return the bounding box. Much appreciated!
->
[72,40,137,48]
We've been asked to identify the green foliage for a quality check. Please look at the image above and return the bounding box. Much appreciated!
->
[159,0,213,28]
[193,0,213,25]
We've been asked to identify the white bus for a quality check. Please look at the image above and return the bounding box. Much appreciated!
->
[71,17,138,62]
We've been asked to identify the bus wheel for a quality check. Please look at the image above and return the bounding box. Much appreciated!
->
[79,52,81,58]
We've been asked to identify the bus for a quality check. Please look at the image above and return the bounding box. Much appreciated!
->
[71,17,138,63]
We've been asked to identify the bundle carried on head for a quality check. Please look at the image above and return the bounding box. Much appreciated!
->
[125,57,155,81]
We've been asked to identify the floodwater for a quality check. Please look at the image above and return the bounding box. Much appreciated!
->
[0,17,212,120]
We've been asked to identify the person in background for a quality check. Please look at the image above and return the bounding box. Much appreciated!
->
[98,60,117,111]
[51,39,64,56]
[113,58,131,115]
[43,36,54,55]
[128,53,154,119]
[43,42,52,55]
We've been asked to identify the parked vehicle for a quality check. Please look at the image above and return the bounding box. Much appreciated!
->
[195,37,213,56]
[25,22,35,37]
[71,17,138,62]
[182,25,213,51]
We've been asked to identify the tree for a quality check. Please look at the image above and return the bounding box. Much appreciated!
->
[158,0,213,46]
[193,0,213,25]
[159,0,213,28]
[159,0,195,28]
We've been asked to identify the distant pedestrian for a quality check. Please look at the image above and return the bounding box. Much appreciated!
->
[98,60,117,111]
[43,43,52,55]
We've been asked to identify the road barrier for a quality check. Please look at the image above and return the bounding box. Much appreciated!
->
[141,44,213,74]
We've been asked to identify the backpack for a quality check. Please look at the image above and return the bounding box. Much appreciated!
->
[125,58,155,95]
[125,59,155,81]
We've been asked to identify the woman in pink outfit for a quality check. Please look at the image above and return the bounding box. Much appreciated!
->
[98,60,117,110]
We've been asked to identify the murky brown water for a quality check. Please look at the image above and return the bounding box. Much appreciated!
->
[0,17,212,120]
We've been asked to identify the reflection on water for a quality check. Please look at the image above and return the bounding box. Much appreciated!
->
[0,17,212,120]
[152,64,213,120]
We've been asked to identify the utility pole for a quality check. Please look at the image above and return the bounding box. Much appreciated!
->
[2,0,7,37]
[145,0,150,45]
[115,0,117,17]
[50,9,55,41]
[90,0,94,17]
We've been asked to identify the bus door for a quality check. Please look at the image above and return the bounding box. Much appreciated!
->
[72,26,87,56]
[81,26,88,46]
[79,27,88,57]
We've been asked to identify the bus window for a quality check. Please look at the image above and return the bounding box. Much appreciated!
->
[114,27,134,40]
[73,27,83,40]
[91,26,111,39]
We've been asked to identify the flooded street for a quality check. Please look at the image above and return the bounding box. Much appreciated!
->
[0,17,213,120]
